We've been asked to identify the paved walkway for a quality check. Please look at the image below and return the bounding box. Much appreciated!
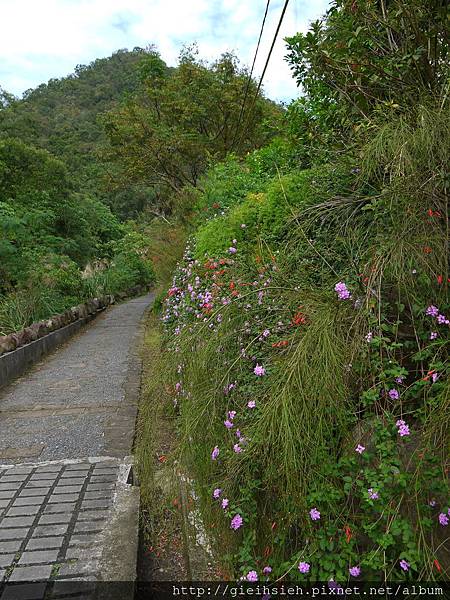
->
[0,294,153,463]
[0,294,153,597]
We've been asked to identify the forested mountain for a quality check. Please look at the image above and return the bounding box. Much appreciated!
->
[0,48,148,200]
[0,47,279,333]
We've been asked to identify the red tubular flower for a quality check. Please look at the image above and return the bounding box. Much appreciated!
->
[423,246,432,254]
[434,559,442,573]
[437,275,443,285]
[344,525,352,543]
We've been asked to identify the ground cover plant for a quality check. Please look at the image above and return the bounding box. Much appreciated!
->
[152,0,449,584]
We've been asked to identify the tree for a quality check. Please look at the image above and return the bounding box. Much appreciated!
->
[101,49,282,215]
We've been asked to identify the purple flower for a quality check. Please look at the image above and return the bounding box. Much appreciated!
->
[213,488,222,499]
[368,488,379,500]
[224,420,234,429]
[398,424,410,437]
[233,444,242,453]
[429,499,436,507]
[438,513,449,526]
[426,305,439,317]
[349,566,360,577]
[355,444,365,454]
[254,364,265,376]
[247,571,258,582]
[437,314,450,325]
[430,332,438,340]
[231,514,243,530]
[400,559,410,571]
[309,508,320,521]
[247,400,256,408]
[334,281,351,300]
[298,562,310,574]
[228,410,236,419]
[431,372,439,383]
[388,389,399,400]
[228,247,237,254]
[211,446,219,460]
[395,375,406,383]
[263,566,272,575]
[222,498,229,509]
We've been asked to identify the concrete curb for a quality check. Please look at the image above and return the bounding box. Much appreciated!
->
[0,313,99,390]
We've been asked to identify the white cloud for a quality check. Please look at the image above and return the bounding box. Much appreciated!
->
[0,0,330,101]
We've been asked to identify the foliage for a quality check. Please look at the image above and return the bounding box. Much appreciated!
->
[102,49,283,216]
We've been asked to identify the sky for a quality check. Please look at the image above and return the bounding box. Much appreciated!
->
[0,0,330,103]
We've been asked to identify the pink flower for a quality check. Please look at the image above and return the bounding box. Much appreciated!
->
[247,400,256,408]
[211,446,219,460]
[228,410,236,419]
[368,488,379,500]
[222,498,229,509]
[254,364,265,376]
[389,388,399,400]
[231,514,243,530]
[298,562,310,574]
[398,424,410,436]
[224,419,233,429]
[233,444,242,453]
[247,571,258,582]
[263,566,272,575]
[213,488,221,499]
[438,513,448,526]
[310,508,320,521]
[349,566,360,577]
[400,559,410,571]
[355,444,365,454]
[426,305,439,317]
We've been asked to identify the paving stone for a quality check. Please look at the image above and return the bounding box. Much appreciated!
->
[68,532,100,546]
[2,467,33,475]
[0,528,30,541]
[6,505,40,517]
[0,491,15,500]
[18,549,59,565]
[29,472,57,481]
[76,510,110,521]
[0,539,22,552]
[65,545,102,560]
[0,516,35,528]
[0,554,15,568]
[0,568,4,581]
[23,480,53,489]
[14,496,46,506]
[73,520,106,534]
[48,494,78,504]
[64,464,91,471]
[53,485,83,494]
[57,561,97,577]
[0,499,10,509]
[92,468,118,475]
[43,503,76,514]
[79,499,111,510]
[88,475,116,483]
[0,483,21,492]
[37,513,72,525]
[86,483,114,492]
[0,582,47,599]
[26,537,64,551]
[82,490,111,500]
[8,564,52,581]
[33,523,69,537]
[19,488,50,497]
[35,464,62,473]
[55,477,84,486]
[0,475,28,483]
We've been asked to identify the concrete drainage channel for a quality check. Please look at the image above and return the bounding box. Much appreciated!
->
[0,456,140,599]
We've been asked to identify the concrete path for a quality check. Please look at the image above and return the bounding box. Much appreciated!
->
[0,294,153,596]
[0,294,153,463]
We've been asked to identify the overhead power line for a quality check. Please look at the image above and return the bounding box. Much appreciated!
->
[236,0,291,151]
[231,0,271,150]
